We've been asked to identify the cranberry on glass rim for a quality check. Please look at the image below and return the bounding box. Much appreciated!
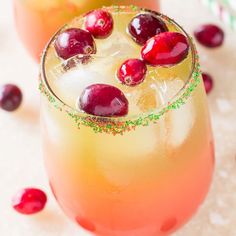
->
[117,59,147,86]
[141,32,189,66]
[0,84,22,112]
[12,188,47,215]
[55,28,96,60]
[202,73,214,94]
[128,13,168,45]
[85,10,114,39]
[79,84,128,117]
[194,24,224,48]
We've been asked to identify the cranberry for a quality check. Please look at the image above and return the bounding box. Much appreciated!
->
[141,32,189,66]
[128,13,168,45]
[85,10,113,39]
[194,24,224,48]
[117,59,147,86]
[12,188,47,215]
[55,28,96,60]
[0,84,22,112]
[202,73,213,94]
[79,84,128,117]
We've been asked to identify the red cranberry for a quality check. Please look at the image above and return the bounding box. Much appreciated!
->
[85,10,113,39]
[0,84,22,112]
[128,13,168,45]
[55,28,96,60]
[194,24,224,48]
[79,84,128,117]
[202,73,213,94]
[12,188,47,215]
[117,59,147,86]
[141,32,189,66]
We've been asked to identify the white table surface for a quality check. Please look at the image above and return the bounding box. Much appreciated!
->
[0,0,236,235]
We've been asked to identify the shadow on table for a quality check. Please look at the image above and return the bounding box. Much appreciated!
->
[16,105,40,124]
[30,208,69,231]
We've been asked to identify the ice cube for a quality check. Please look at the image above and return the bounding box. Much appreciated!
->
[123,89,142,115]
[155,79,184,105]
[133,79,184,115]
[53,62,111,108]
[169,97,195,147]
[95,124,159,186]
[124,78,185,116]
[41,105,62,145]
[122,82,160,116]
[96,32,140,58]
[136,85,161,113]
[141,78,194,147]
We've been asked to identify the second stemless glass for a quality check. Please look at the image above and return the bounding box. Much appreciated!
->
[40,6,214,236]
[13,0,160,61]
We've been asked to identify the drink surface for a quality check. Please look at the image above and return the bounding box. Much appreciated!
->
[40,6,214,236]
[13,0,159,60]
[45,7,192,116]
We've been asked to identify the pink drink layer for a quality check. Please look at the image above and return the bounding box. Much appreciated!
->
[42,82,214,235]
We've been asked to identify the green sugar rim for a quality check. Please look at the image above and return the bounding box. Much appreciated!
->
[39,58,201,135]
[39,6,202,135]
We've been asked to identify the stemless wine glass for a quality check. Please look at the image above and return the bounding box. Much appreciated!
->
[13,0,160,61]
[40,6,214,236]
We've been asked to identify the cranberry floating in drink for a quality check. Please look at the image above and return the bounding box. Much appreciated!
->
[79,84,128,117]
[128,13,168,45]
[40,6,214,236]
[141,32,189,66]
[117,59,147,86]
[55,28,96,60]
[85,10,114,39]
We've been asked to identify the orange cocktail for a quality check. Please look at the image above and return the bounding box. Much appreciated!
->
[13,0,159,61]
[40,6,214,236]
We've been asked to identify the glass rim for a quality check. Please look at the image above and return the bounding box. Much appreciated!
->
[39,5,201,134]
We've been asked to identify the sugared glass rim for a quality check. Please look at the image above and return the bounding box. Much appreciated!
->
[39,5,201,135]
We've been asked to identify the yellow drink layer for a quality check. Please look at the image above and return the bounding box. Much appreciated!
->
[44,6,192,116]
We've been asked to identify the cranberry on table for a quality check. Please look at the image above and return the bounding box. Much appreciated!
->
[79,84,128,117]
[141,32,189,66]
[128,13,168,45]
[85,10,114,39]
[0,84,22,112]
[117,59,147,86]
[12,188,47,215]
[55,28,96,60]
[202,73,214,94]
[194,24,224,48]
